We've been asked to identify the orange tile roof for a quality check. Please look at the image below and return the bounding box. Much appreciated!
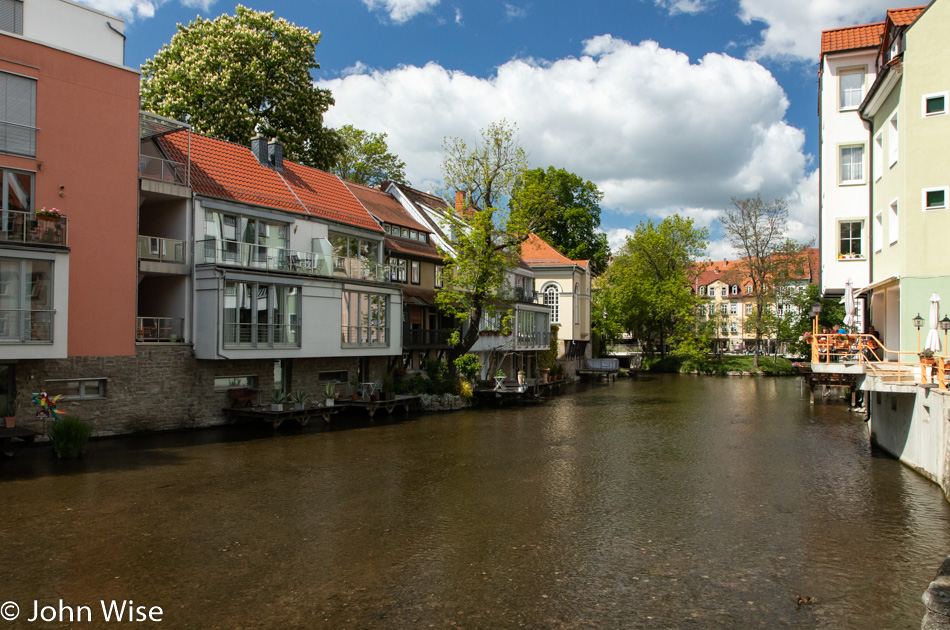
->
[344,181,432,234]
[158,131,381,232]
[821,22,885,56]
[692,248,819,287]
[385,236,442,261]
[887,6,926,26]
[520,233,588,268]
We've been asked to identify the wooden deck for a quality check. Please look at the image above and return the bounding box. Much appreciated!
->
[0,426,40,457]
[222,404,341,429]
[341,395,419,418]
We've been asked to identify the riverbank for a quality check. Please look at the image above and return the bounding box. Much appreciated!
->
[638,354,799,376]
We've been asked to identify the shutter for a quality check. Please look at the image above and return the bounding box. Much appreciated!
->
[0,0,23,35]
[0,71,36,157]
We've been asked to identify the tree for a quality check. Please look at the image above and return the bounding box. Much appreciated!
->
[786,283,845,357]
[435,120,553,363]
[141,6,344,169]
[719,195,788,367]
[518,167,611,275]
[331,124,408,186]
[602,215,709,358]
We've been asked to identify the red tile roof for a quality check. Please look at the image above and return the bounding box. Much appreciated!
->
[821,22,885,56]
[887,6,926,25]
[520,233,589,268]
[385,236,442,261]
[692,249,819,287]
[344,181,432,234]
[158,131,381,232]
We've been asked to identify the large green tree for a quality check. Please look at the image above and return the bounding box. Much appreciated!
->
[436,120,554,363]
[519,167,610,275]
[140,6,343,169]
[602,215,709,357]
[332,124,408,186]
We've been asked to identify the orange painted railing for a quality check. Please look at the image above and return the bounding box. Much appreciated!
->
[810,333,949,389]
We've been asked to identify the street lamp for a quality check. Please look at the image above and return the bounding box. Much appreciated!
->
[914,313,924,353]
[941,315,950,355]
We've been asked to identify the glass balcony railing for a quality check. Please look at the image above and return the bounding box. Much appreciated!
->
[341,325,390,347]
[0,210,68,246]
[139,155,189,186]
[138,236,185,263]
[136,317,184,343]
[197,238,391,283]
[403,325,452,348]
[0,309,54,343]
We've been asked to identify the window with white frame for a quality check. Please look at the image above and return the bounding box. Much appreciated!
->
[730,322,738,334]
[745,285,752,294]
[387,257,407,283]
[889,200,899,244]
[699,286,705,295]
[720,303,727,315]
[434,265,443,288]
[839,69,864,110]
[745,303,753,315]
[720,286,727,297]
[923,92,948,117]
[574,283,579,325]
[839,145,865,184]
[923,187,948,211]
[0,71,36,158]
[839,221,863,259]
[874,210,883,252]
[873,132,883,181]
[542,283,560,323]
[731,285,738,295]
[730,302,737,315]
[709,285,716,296]
[888,113,898,166]
[410,260,420,284]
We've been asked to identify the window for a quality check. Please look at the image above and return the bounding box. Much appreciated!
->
[213,376,258,392]
[839,221,863,259]
[709,285,716,296]
[0,0,23,34]
[873,132,883,181]
[730,302,737,315]
[341,291,389,346]
[720,303,727,315]
[435,265,443,288]
[730,322,738,334]
[1,168,32,221]
[720,287,727,297]
[924,188,948,211]
[923,92,948,117]
[410,260,420,284]
[731,285,738,295]
[888,113,898,166]
[839,69,864,110]
[0,257,53,343]
[874,210,883,252]
[222,281,301,348]
[574,283,579,325]
[387,257,407,283]
[745,285,753,294]
[839,145,864,184]
[45,378,105,400]
[699,286,705,295]
[889,200,899,244]
[0,71,36,157]
[543,284,560,323]
[745,303,753,315]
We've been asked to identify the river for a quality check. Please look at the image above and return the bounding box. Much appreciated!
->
[1,374,948,628]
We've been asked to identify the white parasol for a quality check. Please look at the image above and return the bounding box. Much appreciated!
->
[925,293,942,354]
[843,278,855,329]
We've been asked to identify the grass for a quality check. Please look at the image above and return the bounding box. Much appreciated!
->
[683,354,797,376]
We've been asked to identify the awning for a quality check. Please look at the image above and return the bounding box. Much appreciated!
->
[855,275,899,297]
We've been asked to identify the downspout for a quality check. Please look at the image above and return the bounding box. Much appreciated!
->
[106,22,126,66]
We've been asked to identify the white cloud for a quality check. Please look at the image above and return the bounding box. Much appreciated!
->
[341,61,372,77]
[739,0,899,62]
[320,35,809,234]
[362,0,440,23]
[783,168,819,244]
[603,228,634,252]
[455,8,463,24]
[654,0,713,16]
[505,3,528,19]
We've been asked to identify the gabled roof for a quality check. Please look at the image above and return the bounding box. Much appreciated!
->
[386,182,453,243]
[385,236,442,261]
[520,233,589,268]
[887,5,926,26]
[821,22,885,57]
[158,131,381,232]
[692,248,819,288]
[344,181,433,234]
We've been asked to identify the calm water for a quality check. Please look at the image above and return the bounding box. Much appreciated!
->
[1,375,949,628]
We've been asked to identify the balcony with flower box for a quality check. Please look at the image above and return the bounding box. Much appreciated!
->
[0,210,68,247]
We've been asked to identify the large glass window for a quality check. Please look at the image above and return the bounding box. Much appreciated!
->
[387,257,407,282]
[0,257,52,342]
[222,280,300,348]
[0,71,36,157]
[204,210,289,267]
[341,291,389,346]
[543,283,560,323]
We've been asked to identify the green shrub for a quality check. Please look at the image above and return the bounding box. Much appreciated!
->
[644,355,683,373]
[49,416,92,459]
[453,354,482,382]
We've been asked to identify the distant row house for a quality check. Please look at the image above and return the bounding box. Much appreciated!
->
[0,0,591,435]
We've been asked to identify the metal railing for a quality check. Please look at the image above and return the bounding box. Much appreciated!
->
[223,322,301,348]
[403,325,451,348]
[810,333,942,386]
[0,210,68,246]
[514,287,537,304]
[341,325,390,347]
[0,309,54,343]
[138,235,185,263]
[139,155,189,186]
[516,331,550,348]
[331,256,392,283]
[136,317,184,342]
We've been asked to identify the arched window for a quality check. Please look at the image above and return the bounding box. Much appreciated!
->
[574,283,579,325]
[699,286,706,295]
[542,283,560,323]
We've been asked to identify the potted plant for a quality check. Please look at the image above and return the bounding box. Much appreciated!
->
[381,371,396,402]
[494,369,506,390]
[290,391,309,410]
[350,375,360,400]
[271,389,288,411]
[517,370,525,386]
[920,349,936,364]
[324,381,337,407]
[35,207,63,222]
[4,395,15,428]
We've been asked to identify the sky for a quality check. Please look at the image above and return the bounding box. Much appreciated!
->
[91,0,922,260]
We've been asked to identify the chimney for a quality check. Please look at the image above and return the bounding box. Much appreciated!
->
[455,191,465,211]
[251,134,268,166]
[267,139,284,170]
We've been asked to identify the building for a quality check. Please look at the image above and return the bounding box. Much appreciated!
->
[858,2,949,355]
[0,0,139,423]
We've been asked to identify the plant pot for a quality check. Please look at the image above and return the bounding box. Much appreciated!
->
[294,402,305,411]
[351,394,358,401]
[4,416,14,428]
[921,357,936,365]
[271,403,283,412]
[325,398,334,407]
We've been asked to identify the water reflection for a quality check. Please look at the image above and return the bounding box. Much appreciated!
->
[1,375,948,628]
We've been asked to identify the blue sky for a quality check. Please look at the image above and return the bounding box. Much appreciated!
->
[95,0,917,258]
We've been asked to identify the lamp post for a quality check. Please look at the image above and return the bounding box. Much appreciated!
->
[914,313,925,353]
[942,315,950,356]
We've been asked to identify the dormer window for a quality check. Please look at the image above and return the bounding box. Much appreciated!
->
[731,285,738,295]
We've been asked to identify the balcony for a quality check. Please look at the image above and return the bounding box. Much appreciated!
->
[514,287,537,303]
[136,317,184,343]
[403,324,452,349]
[0,309,53,343]
[341,325,390,347]
[198,238,391,283]
[0,211,68,247]
[139,155,189,186]
[223,322,301,349]
[138,236,184,263]
[516,331,551,349]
